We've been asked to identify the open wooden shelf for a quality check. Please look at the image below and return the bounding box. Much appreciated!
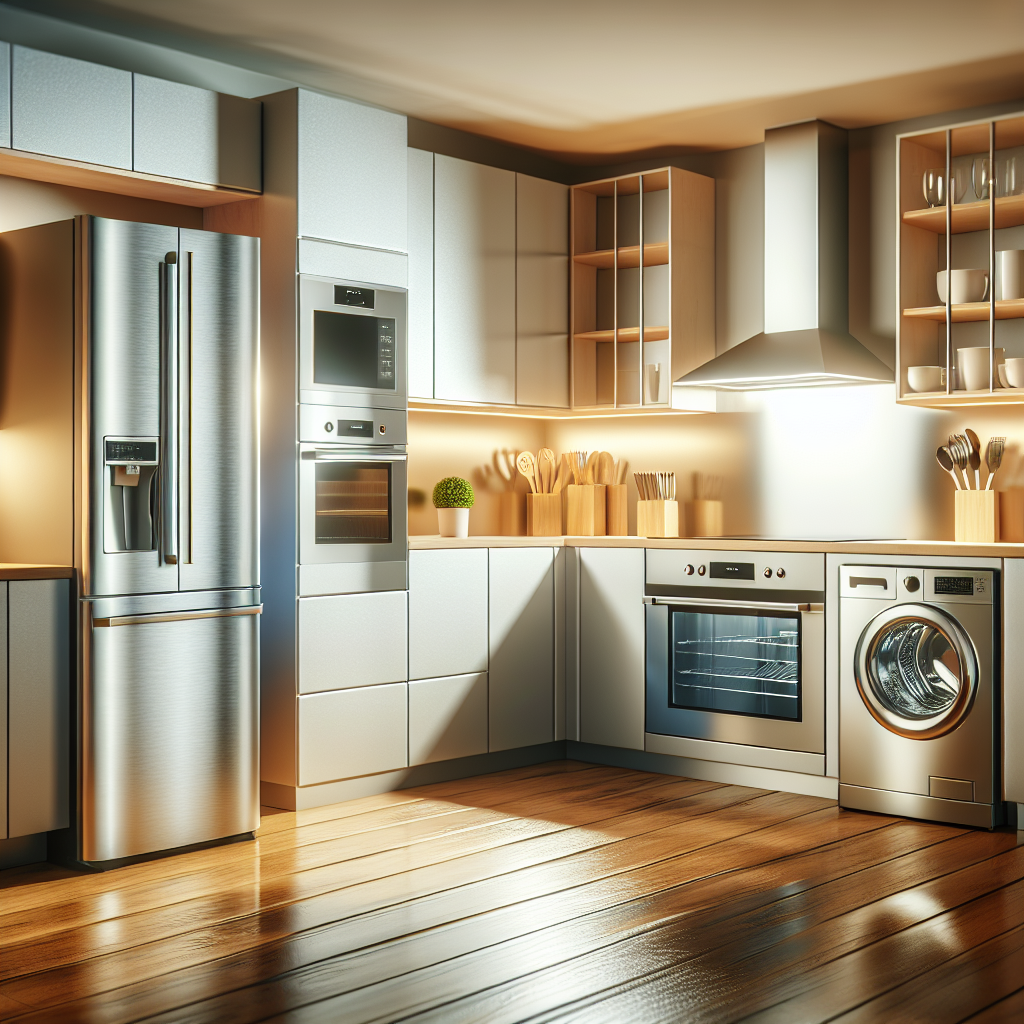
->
[899,388,1024,408]
[574,325,670,344]
[902,194,1024,234]
[902,298,1024,322]
[572,242,669,270]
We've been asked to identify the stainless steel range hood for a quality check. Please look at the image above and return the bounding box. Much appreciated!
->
[676,120,893,390]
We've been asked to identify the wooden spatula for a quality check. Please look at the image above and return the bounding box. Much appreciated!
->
[553,453,570,493]
[516,450,538,493]
[598,451,615,485]
[536,448,556,494]
[585,451,599,484]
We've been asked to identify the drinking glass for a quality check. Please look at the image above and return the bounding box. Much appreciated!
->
[1002,155,1021,197]
[923,167,967,207]
[973,157,993,200]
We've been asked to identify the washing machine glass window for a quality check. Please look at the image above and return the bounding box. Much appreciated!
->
[854,603,978,740]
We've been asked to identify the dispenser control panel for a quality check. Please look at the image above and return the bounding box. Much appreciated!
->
[104,438,159,465]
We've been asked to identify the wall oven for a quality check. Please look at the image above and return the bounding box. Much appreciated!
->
[645,549,825,770]
[299,274,407,409]
[298,404,407,596]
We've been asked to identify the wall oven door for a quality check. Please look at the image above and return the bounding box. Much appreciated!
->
[646,596,824,753]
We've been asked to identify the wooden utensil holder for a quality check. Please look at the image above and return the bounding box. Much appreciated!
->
[637,499,679,538]
[498,491,525,536]
[685,499,723,538]
[526,493,562,536]
[955,490,999,543]
[566,484,606,536]
[999,488,1024,543]
[606,484,628,536]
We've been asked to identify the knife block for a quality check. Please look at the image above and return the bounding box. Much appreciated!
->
[498,491,525,536]
[606,484,628,536]
[685,499,723,538]
[526,493,561,536]
[637,500,679,538]
[955,490,999,543]
[999,488,1024,543]
[566,484,606,536]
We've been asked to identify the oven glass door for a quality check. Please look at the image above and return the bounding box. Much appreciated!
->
[315,461,392,544]
[313,311,396,391]
[670,607,801,721]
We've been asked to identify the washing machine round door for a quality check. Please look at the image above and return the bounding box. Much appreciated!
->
[854,603,978,739]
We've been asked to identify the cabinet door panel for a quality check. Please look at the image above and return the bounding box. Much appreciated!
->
[11,46,131,168]
[298,684,408,785]
[299,591,407,693]
[434,155,516,404]
[489,547,554,751]
[7,580,70,838]
[133,75,261,190]
[408,148,435,398]
[409,673,488,765]
[0,583,6,839]
[408,549,488,679]
[516,174,569,408]
[297,91,407,253]
[579,548,645,750]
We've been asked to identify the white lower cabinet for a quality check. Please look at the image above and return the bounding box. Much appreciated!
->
[298,683,408,785]
[298,591,407,693]
[409,673,488,765]
[579,547,646,750]
[489,547,555,750]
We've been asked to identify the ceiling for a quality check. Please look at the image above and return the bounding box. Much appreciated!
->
[12,0,1024,160]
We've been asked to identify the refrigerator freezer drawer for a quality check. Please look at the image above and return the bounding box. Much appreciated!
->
[82,603,259,863]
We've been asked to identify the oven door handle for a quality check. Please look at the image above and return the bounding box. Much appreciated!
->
[303,450,407,462]
[645,596,824,614]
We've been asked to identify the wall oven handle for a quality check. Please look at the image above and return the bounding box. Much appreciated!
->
[304,450,408,462]
[93,605,262,628]
[160,255,179,565]
[646,596,823,614]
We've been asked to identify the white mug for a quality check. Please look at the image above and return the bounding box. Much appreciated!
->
[1005,357,1024,389]
[906,365,945,392]
[999,250,1024,301]
[937,269,989,304]
[957,346,1004,391]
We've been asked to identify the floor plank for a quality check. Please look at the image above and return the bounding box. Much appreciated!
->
[0,760,1017,1024]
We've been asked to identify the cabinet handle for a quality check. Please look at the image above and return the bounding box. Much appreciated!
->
[160,255,179,565]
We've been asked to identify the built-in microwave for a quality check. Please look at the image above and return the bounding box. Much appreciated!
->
[299,275,407,409]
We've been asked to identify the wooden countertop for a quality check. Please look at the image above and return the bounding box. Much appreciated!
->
[0,563,75,580]
[409,536,1024,558]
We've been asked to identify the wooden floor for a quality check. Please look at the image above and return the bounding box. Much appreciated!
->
[0,762,1021,1023]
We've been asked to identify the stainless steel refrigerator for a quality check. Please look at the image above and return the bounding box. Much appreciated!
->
[0,215,260,865]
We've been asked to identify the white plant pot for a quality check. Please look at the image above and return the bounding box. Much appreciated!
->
[437,507,470,538]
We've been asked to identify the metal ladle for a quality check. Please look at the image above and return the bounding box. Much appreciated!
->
[936,446,962,490]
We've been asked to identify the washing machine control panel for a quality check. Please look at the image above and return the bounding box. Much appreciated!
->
[841,566,993,605]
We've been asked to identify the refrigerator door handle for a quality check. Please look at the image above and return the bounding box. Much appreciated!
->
[93,604,262,627]
[160,254,179,565]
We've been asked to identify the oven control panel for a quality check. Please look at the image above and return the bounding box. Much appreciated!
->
[299,403,407,445]
[646,548,824,595]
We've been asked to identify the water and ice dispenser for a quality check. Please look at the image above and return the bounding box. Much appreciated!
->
[104,438,159,551]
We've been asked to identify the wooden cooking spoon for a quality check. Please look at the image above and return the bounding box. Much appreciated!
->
[585,451,599,484]
[598,451,615,485]
[536,448,556,494]
[553,453,570,494]
[516,450,538,493]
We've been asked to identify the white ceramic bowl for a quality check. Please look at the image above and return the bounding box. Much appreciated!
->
[937,269,989,304]
[906,365,945,392]
[1005,357,1024,389]
[957,346,1004,391]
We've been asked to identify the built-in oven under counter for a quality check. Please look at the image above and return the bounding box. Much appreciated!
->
[298,404,407,596]
[645,548,826,776]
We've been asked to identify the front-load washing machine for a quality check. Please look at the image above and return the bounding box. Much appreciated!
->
[839,564,999,828]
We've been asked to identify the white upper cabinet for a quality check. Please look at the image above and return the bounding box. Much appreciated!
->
[297,91,407,253]
[434,154,517,404]
[407,147,435,398]
[516,174,569,408]
[11,46,132,168]
[133,75,261,191]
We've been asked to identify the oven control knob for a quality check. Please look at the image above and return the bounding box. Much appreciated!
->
[684,564,695,575]
[904,575,921,592]
[379,424,386,435]
[325,421,334,433]
[697,564,706,576]
[776,567,786,579]
[763,567,773,578]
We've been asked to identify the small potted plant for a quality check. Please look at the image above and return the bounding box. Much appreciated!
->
[432,476,474,538]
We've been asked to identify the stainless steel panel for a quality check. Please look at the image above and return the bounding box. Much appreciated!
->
[409,673,488,766]
[82,598,259,862]
[11,46,131,168]
[489,547,554,751]
[132,75,261,191]
[177,228,260,592]
[296,90,407,254]
[297,683,408,785]
[298,591,407,693]
[1004,559,1024,803]
[579,547,646,750]
[647,548,825,594]
[516,173,569,408]
[8,580,70,838]
[298,274,407,410]
[839,783,995,829]
[408,549,488,680]
[299,404,407,445]
[0,43,10,148]
[407,148,434,399]
[0,583,6,839]
[645,732,825,775]
[86,217,180,597]
[433,155,516,404]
